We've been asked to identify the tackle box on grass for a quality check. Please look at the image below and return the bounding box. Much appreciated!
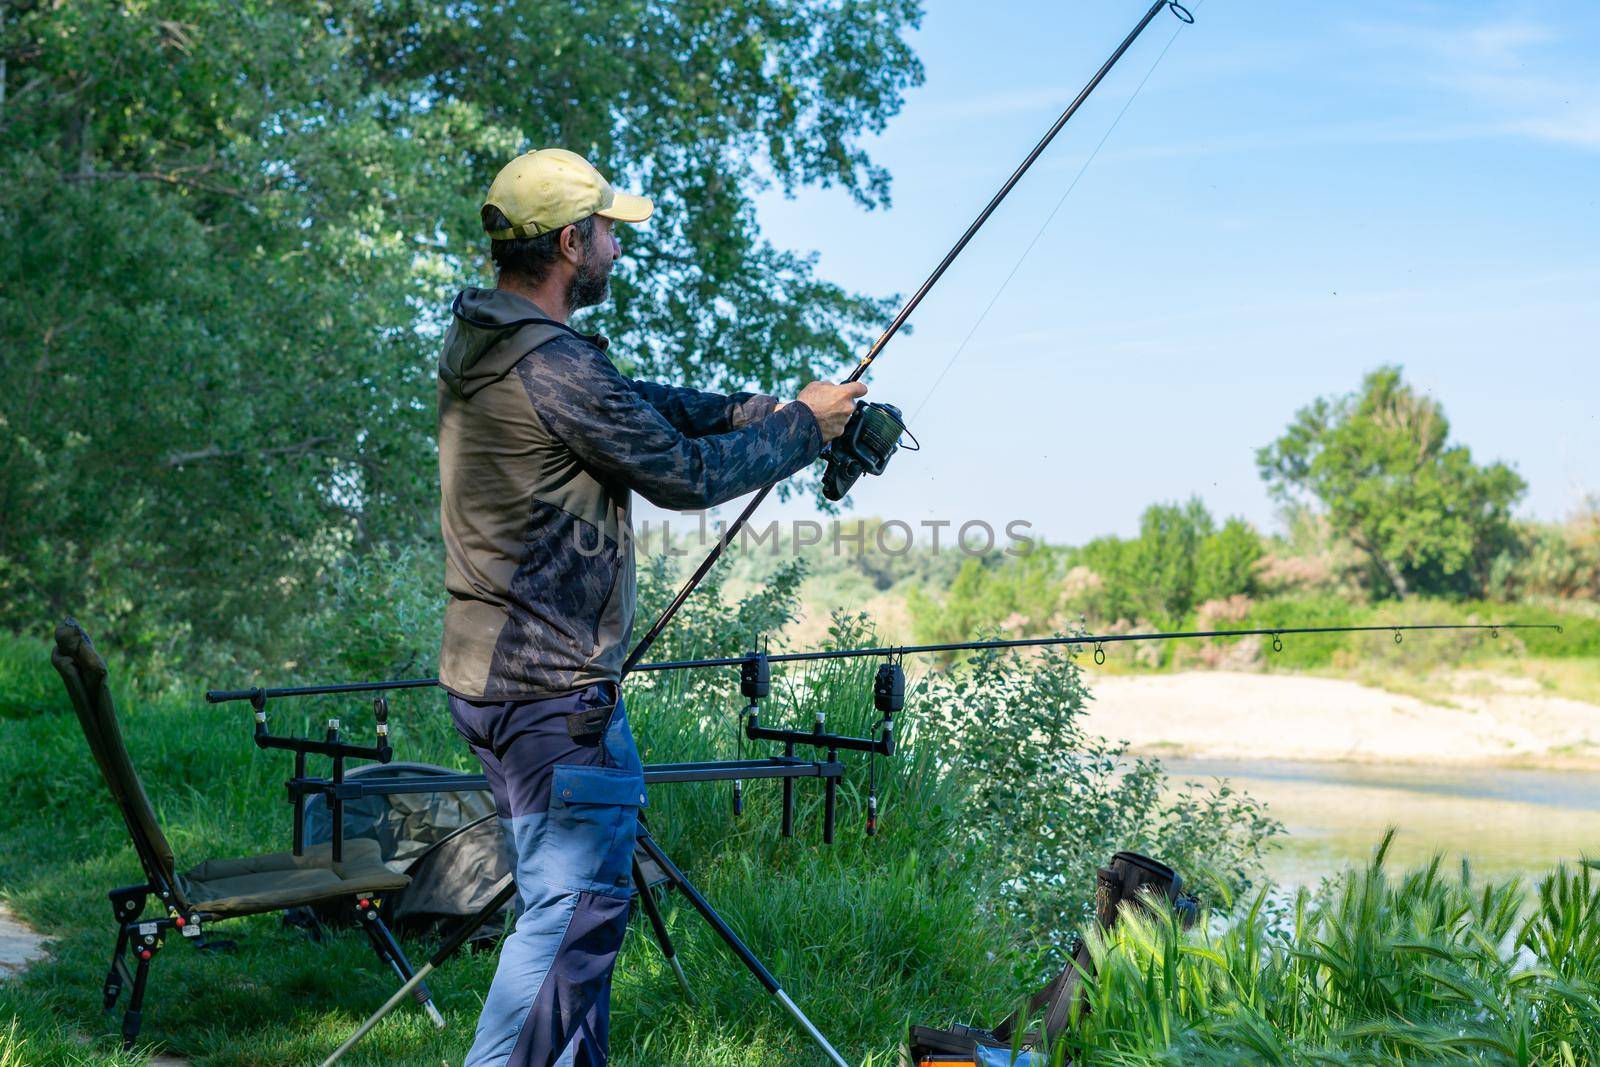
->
[906,1022,1044,1065]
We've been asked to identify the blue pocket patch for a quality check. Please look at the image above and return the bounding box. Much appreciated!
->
[552,765,647,809]
[543,764,645,897]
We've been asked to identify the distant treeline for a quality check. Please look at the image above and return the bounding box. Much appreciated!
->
[896,367,1597,650]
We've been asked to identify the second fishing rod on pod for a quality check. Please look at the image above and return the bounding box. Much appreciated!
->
[207,622,1564,705]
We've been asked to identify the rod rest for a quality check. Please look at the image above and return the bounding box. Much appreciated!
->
[249,692,393,860]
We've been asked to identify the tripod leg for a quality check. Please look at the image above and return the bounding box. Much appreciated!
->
[320,875,519,1067]
[635,833,851,1067]
[354,900,447,1029]
[633,857,692,1001]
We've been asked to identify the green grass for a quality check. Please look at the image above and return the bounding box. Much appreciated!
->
[0,635,1027,1066]
[1067,833,1600,1065]
[5,615,1596,1066]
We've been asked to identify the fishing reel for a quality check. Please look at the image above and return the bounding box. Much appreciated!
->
[821,401,918,501]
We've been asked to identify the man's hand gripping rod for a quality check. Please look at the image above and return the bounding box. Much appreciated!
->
[623,0,1195,676]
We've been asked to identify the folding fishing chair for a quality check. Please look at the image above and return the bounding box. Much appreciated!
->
[50,619,445,1048]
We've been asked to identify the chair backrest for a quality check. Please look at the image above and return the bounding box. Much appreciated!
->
[51,619,182,899]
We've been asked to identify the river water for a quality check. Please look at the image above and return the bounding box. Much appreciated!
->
[1163,758,1600,888]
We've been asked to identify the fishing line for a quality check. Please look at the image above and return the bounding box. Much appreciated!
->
[910,5,1200,422]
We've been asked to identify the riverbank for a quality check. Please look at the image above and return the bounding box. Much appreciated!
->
[1082,668,1600,768]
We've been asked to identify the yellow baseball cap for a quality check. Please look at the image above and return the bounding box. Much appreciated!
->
[482,148,653,239]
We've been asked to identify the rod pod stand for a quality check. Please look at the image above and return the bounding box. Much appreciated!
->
[739,651,895,844]
[249,689,393,863]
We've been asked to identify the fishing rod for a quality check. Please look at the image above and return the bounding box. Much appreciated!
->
[632,622,1564,671]
[619,0,1198,678]
[207,622,1562,704]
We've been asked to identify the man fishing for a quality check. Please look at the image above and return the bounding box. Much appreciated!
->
[435,147,864,1066]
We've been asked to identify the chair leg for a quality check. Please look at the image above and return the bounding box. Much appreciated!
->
[121,945,155,1049]
[103,885,149,1014]
[353,898,446,1029]
[102,926,131,1012]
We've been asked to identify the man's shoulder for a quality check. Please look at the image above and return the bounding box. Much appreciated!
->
[521,330,618,379]
[513,331,632,412]
[533,329,606,357]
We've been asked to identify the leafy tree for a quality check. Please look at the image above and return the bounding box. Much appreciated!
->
[1073,498,1258,625]
[1126,498,1213,623]
[1195,516,1263,605]
[907,550,1064,654]
[0,0,922,654]
[908,499,1264,642]
[1256,367,1525,599]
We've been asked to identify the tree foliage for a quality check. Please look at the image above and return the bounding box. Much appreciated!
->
[906,498,1267,645]
[906,549,1065,653]
[1075,498,1261,626]
[1256,366,1525,599]
[0,0,923,654]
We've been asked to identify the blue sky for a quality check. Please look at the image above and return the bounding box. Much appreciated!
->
[643,0,1598,545]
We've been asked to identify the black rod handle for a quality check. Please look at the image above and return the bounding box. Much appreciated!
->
[291,751,307,856]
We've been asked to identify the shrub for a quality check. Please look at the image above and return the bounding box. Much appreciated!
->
[916,640,1280,955]
[907,551,1066,655]
[1488,504,1600,603]
[1065,500,1263,628]
[285,542,444,682]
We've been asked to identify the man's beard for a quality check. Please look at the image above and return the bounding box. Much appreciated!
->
[568,254,611,311]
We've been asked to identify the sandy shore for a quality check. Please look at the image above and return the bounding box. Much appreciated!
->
[1082,670,1600,767]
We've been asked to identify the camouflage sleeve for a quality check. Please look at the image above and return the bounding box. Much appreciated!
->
[625,379,779,437]
[524,337,823,510]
